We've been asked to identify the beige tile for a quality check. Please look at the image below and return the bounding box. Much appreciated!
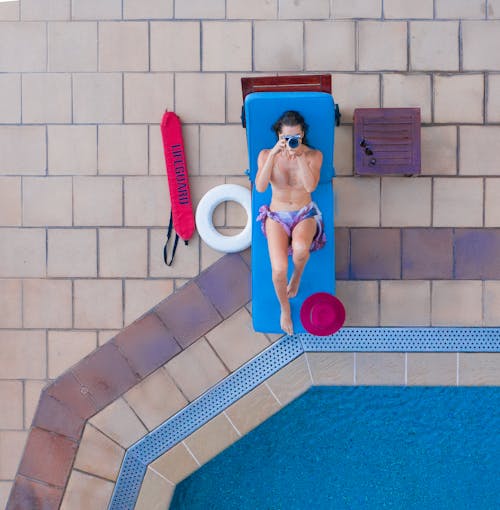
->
[124,176,169,226]
[165,338,228,401]
[436,0,486,19]
[307,352,355,385]
[254,21,303,71]
[206,308,269,371]
[356,353,405,385]
[150,442,199,484]
[382,73,431,123]
[72,0,122,19]
[48,21,97,71]
[74,176,123,226]
[48,330,97,379]
[24,380,47,429]
[489,0,500,19]
[0,74,20,123]
[0,2,18,21]
[73,73,122,123]
[225,383,281,435]
[380,280,431,326]
[175,0,225,18]
[23,279,72,328]
[0,177,21,226]
[175,73,225,123]
[459,353,500,385]
[0,482,13,510]
[124,279,174,326]
[336,281,379,326]
[463,21,500,70]
[124,0,174,19]
[48,229,97,277]
[203,21,252,71]
[407,353,457,386]
[0,126,46,175]
[0,279,22,328]
[99,21,148,71]
[200,233,230,270]
[74,279,123,329]
[0,228,45,277]
[0,431,28,479]
[60,470,114,510]
[265,355,311,405]
[90,397,148,448]
[226,72,271,123]
[484,281,500,325]
[487,74,500,122]
[0,381,23,429]
[334,177,380,227]
[421,126,457,176]
[123,367,187,431]
[23,177,72,227]
[227,0,277,19]
[21,0,69,20]
[279,0,329,18]
[460,126,500,176]
[185,413,240,465]
[359,22,407,71]
[135,468,174,510]
[124,73,174,123]
[0,22,46,72]
[333,0,381,18]
[432,281,483,326]
[98,330,121,347]
[384,0,433,18]
[74,424,124,481]
[0,330,46,379]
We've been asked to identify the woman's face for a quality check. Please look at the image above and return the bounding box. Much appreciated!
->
[279,124,304,142]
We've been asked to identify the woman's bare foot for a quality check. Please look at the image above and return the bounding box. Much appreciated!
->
[280,306,294,335]
[286,271,302,298]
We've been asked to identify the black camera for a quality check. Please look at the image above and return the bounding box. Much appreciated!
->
[284,135,301,149]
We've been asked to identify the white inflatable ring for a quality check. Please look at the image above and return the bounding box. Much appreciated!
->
[196,184,252,253]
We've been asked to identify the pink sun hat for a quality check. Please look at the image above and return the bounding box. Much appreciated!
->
[300,292,346,336]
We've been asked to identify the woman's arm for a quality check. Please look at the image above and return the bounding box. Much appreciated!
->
[296,150,323,192]
[255,139,285,192]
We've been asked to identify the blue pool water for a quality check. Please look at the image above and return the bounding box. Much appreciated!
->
[170,386,500,510]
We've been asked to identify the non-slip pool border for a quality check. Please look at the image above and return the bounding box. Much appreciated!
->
[109,327,500,509]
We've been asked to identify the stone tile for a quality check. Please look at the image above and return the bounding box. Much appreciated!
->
[74,176,123,226]
[0,330,46,379]
[48,125,97,175]
[384,0,433,18]
[0,279,22,328]
[0,431,28,479]
[203,21,252,71]
[459,353,500,385]
[0,177,21,226]
[433,177,483,227]
[0,2,18,21]
[410,21,459,71]
[73,73,122,123]
[486,179,500,227]
[381,177,432,227]
[0,381,23,429]
[185,413,240,465]
[124,176,169,226]
[335,281,379,326]
[99,21,148,71]
[351,228,401,279]
[8,476,64,510]
[24,380,47,429]
[226,72,270,123]
[460,126,500,175]
[402,228,453,279]
[98,125,148,175]
[23,279,72,328]
[225,383,281,435]
[421,126,457,176]
[124,0,174,19]
[21,0,69,19]
[155,280,222,348]
[455,229,500,279]
[487,74,500,122]
[266,355,311,406]
[175,73,225,123]
[71,333,138,407]
[74,424,124,481]
[124,73,174,123]
[483,282,500,325]
[254,21,303,71]
[48,331,97,379]
[359,22,406,71]
[123,367,188,430]
[0,22,46,71]
[307,352,355,385]
[200,232,232,270]
[72,0,122,20]
[48,229,97,277]
[333,0,381,18]
[0,74,21,123]
[0,126,46,175]
[335,228,350,279]
[279,0,329,18]
[432,280,483,326]
[463,21,500,70]
[227,0,277,19]
[0,482,10,510]
[150,442,199,484]
[436,0,487,19]
[334,177,380,227]
[165,338,228,401]
[98,330,121,346]
[135,469,175,510]
[206,308,269,371]
[60,470,114,510]
[490,0,500,18]
[333,124,353,176]
[380,280,431,326]
[0,228,45,277]
[125,279,174,326]
[434,74,484,124]
[99,228,147,277]
[382,73,431,122]
[48,21,97,71]
[174,0,225,18]
[407,353,457,386]
[356,353,405,385]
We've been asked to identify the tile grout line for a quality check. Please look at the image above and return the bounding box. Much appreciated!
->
[303,351,314,385]
[223,410,242,437]
[148,465,175,486]
[182,439,201,466]
[264,380,282,406]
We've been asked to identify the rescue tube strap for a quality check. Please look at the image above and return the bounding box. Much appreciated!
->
[163,211,181,266]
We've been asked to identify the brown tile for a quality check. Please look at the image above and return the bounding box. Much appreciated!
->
[71,341,140,410]
[196,253,251,318]
[335,227,350,279]
[240,247,251,268]
[6,475,63,510]
[113,312,181,378]
[455,229,500,279]
[155,281,222,348]
[18,428,78,488]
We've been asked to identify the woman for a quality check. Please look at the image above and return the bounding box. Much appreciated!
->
[256,110,325,335]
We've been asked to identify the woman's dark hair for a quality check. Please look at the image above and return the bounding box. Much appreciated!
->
[272,110,309,145]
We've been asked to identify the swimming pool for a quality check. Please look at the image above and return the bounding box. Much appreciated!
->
[171,386,500,509]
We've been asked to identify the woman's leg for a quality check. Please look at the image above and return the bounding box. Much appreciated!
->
[265,218,294,335]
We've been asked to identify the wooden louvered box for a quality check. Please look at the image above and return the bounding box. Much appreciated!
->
[354,108,421,175]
